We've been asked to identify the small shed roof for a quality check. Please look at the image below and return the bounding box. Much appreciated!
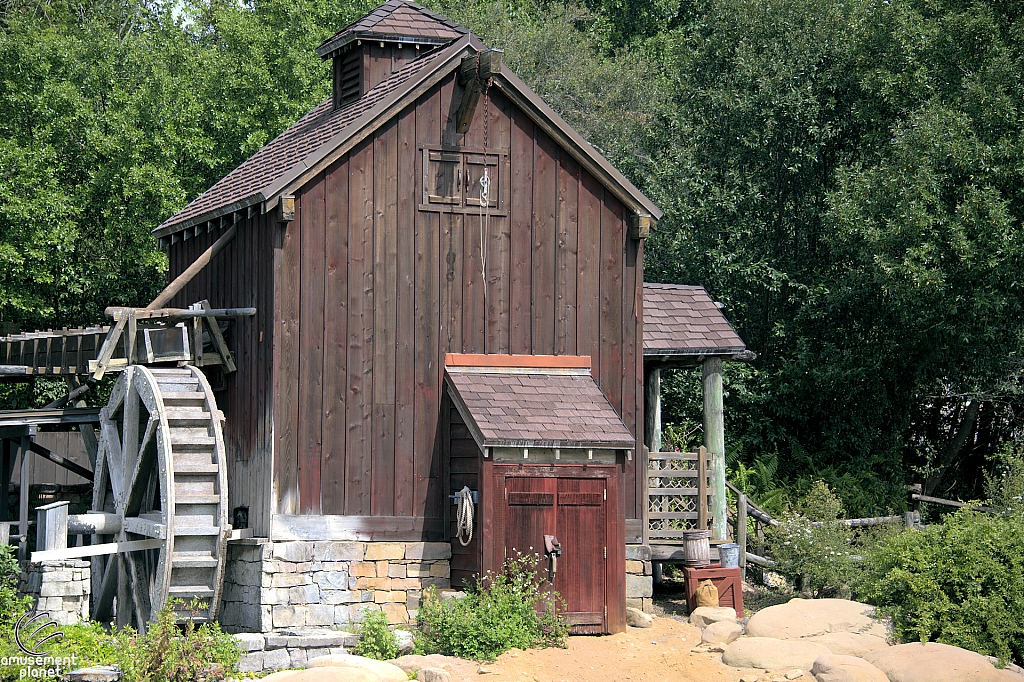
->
[316,0,466,59]
[643,283,746,358]
[444,355,635,450]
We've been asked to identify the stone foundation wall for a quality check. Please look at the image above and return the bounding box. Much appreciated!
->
[220,539,452,634]
[233,630,357,673]
[625,545,653,613]
[19,559,91,625]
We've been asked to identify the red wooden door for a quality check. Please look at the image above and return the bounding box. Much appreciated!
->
[504,477,557,562]
[502,474,608,633]
[555,477,607,633]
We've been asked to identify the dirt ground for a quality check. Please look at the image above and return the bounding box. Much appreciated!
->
[432,572,779,682]
[441,617,755,682]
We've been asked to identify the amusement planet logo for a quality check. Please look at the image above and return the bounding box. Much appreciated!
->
[0,612,77,679]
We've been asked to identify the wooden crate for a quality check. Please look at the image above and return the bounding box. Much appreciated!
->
[683,565,744,618]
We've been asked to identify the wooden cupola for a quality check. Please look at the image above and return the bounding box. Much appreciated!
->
[316,0,466,109]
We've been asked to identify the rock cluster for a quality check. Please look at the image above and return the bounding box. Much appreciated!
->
[702,598,1021,682]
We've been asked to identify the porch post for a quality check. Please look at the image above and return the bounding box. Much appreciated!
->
[702,357,728,541]
[644,368,662,453]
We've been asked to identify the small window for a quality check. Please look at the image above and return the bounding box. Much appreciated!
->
[464,154,499,208]
[425,151,462,204]
[421,147,508,214]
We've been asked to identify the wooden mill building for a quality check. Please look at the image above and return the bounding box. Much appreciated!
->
[146,0,747,634]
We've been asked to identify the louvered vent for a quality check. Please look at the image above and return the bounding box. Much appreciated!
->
[333,49,362,109]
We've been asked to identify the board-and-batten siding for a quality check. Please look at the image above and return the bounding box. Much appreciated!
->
[168,211,276,537]
[273,73,643,532]
[166,70,645,539]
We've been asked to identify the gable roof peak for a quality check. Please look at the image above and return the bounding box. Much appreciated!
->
[316,0,467,60]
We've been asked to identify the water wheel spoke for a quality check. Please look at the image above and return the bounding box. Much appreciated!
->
[93,555,117,622]
[125,415,158,518]
[99,420,124,505]
[126,551,153,631]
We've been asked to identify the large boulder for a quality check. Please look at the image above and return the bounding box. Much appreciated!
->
[746,599,888,641]
[689,606,738,627]
[392,654,459,675]
[722,637,832,671]
[811,654,890,682]
[307,654,409,682]
[863,642,1009,682]
[806,632,890,656]
[626,606,654,628]
[702,621,743,647]
[262,670,382,682]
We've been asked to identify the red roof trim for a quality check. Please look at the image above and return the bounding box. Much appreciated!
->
[445,354,591,369]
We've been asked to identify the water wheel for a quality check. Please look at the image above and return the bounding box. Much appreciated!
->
[89,365,229,631]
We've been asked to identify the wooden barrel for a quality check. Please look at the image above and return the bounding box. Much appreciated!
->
[683,530,711,567]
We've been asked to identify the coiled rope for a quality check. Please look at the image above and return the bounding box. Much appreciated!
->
[456,486,474,546]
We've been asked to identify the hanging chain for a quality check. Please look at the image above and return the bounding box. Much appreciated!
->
[479,69,492,345]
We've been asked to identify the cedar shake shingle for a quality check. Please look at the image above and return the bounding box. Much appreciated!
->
[643,283,746,356]
[316,0,466,59]
[445,370,636,449]
[156,46,451,233]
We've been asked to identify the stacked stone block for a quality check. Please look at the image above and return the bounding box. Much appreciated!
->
[19,560,91,625]
[625,545,653,613]
[219,539,451,634]
[233,631,359,673]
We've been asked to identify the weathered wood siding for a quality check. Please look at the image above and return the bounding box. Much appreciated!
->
[166,67,645,539]
[167,213,276,536]
[274,72,643,531]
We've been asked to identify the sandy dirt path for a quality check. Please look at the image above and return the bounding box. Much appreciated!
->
[441,617,753,682]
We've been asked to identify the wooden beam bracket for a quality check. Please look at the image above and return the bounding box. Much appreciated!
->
[629,213,655,239]
[278,195,296,222]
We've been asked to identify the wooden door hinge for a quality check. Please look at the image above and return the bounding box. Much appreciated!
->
[604,489,607,500]
[603,546,607,559]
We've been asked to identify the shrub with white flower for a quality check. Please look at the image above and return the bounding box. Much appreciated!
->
[766,481,856,595]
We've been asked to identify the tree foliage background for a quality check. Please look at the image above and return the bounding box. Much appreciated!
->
[1,0,1021,511]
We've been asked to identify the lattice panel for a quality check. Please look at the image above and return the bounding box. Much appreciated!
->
[647,451,710,538]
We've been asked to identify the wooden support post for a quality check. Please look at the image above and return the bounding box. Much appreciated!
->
[653,562,663,585]
[36,501,69,552]
[738,492,747,582]
[703,357,728,541]
[697,445,709,531]
[18,435,31,560]
[644,368,662,453]
[0,438,12,523]
[201,300,236,373]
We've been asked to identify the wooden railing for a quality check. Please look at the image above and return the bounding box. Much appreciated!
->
[647,446,712,540]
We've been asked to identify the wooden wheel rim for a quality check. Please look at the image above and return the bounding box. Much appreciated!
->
[90,365,228,630]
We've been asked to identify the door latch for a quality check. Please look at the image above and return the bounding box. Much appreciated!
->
[544,535,562,583]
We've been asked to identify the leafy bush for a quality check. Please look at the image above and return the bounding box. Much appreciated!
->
[0,614,124,682]
[0,544,31,631]
[116,600,241,682]
[415,552,569,660]
[856,509,1024,664]
[766,481,856,595]
[354,609,398,661]
[985,447,1024,518]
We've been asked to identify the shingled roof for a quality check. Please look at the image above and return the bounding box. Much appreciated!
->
[154,38,466,237]
[445,358,635,450]
[155,1,661,239]
[316,0,466,59]
[643,283,746,356]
